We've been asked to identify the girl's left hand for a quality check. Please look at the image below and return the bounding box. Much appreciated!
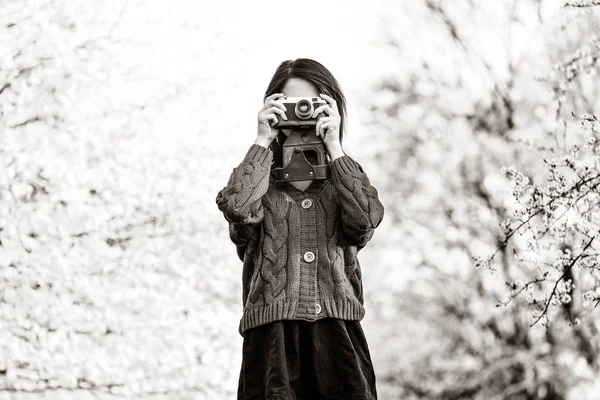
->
[313,93,341,148]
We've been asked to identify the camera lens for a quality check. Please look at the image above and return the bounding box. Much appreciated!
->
[295,99,313,120]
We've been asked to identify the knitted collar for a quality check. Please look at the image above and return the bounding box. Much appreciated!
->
[278,178,329,200]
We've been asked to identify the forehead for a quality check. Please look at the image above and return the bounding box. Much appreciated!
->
[282,78,319,97]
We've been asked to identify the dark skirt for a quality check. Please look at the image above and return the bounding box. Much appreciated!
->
[237,318,378,400]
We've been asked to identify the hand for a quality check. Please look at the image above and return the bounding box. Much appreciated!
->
[256,93,287,147]
[313,93,341,150]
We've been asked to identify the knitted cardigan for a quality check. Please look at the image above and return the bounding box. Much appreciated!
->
[216,144,384,335]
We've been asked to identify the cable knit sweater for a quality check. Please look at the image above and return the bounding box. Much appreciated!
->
[216,144,384,335]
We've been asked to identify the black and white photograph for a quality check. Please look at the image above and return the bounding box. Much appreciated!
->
[2,0,600,399]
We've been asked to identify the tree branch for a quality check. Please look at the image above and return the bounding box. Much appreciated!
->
[530,234,596,326]
[565,0,600,7]
[0,82,10,95]
[10,116,42,128]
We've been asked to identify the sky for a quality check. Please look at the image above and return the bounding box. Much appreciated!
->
[84,0,398,157]
[194,0,394,152]
[89,0,567,158]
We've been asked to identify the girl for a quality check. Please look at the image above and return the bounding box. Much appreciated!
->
[216,58,384,400]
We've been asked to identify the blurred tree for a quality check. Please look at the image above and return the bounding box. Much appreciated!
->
[479,0,600,327]
[367,0,600,398]
[0,1,236,398]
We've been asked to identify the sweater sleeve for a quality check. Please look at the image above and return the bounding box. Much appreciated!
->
[216,144,272,259]
[330,155,384,249]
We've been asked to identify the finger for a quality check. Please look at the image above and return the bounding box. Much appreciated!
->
[315,118,322,137]
[264,113,278,126]
[316,118,329,137]
[320,121,332,136]
[317,116,332,127]
[318,122,324,137]
[318,116,331,136]
[265,106,287,120]
[319,120,331,137]
[312,105,332,118]
[265,93,286,102]
[319,93,338,109]
[266,99,288,113]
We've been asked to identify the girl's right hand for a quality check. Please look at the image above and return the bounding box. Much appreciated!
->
[256,93,288,147]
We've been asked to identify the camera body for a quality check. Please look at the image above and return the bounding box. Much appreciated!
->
[273,96,328,129]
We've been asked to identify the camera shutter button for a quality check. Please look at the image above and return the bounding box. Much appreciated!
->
[301,199,312,209]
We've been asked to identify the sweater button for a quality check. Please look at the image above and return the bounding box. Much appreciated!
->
[315,304,321,314]
[303,251,315,263]
[301,199,313,209]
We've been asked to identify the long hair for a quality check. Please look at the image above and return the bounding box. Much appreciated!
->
[263,58,347,168]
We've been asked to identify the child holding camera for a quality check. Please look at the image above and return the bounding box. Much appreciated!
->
[216,58,384,400]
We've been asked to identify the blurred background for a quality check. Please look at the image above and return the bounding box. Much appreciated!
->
[2,0,600,398]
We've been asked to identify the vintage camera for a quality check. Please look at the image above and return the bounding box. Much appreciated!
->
[271,96,332,182]
[273,96,328,129]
